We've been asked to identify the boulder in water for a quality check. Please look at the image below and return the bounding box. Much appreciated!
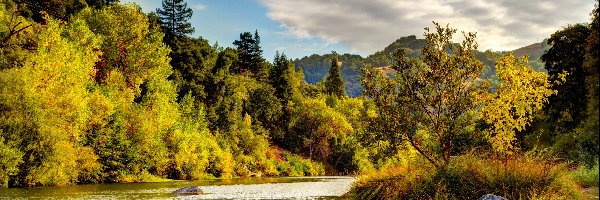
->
[478,194,507,200]
[173,186,203,195]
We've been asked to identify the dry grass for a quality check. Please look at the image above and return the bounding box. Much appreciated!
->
[349,154,585,199]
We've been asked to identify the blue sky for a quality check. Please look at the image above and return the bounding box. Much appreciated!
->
[123,0,595,61]
[123,0,352,60]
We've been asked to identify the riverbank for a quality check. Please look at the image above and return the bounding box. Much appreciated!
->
[347,155,598,200]
[0,176,356,199]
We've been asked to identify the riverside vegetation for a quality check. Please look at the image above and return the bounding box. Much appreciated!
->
[0,0,598,199]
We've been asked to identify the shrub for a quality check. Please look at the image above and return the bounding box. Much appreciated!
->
[349,154,584,199]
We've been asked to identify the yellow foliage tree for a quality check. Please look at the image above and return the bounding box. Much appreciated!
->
[479,52,564,155]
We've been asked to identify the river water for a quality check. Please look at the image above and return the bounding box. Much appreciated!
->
[0,176,356,199]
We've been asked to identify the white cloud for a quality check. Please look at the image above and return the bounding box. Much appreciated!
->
[194,3,207,11]
[260,0,595,54]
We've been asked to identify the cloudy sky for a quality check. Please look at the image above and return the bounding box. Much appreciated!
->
[123,0,595,60]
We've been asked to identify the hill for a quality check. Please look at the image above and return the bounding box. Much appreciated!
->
[294,36,549,97]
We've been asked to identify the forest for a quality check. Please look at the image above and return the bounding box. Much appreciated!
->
[0,0,598,199]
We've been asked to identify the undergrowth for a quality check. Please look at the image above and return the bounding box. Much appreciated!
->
[350,154,585,199]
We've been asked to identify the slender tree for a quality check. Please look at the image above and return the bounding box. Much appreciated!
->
[156,0,194,43]
[325,52,346,98]
[270,52,292,104]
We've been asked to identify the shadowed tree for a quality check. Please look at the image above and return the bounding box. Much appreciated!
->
[541,24,591,133]
[325,52,346,98]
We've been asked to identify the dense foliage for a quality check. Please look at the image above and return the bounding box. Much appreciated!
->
[0,1,327,187]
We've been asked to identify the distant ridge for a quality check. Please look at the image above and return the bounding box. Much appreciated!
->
[293,36,549,97]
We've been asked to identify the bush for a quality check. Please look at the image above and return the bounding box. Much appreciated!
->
[349,154,584,199]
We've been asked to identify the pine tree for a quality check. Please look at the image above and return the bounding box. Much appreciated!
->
[233,30,267,80]
[270,52,292,104]
[156,0,194,41]
[325,52,346,98]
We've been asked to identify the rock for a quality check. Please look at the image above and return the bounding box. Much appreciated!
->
[173,186,203,195]
[478,194,507,200]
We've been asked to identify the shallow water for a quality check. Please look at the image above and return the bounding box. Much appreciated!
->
[0,176,356,199]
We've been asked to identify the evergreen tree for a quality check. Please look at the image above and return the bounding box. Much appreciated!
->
[233,30,267,80]
[325,52,346,98]
[270,52,292,104]
[156,0,194,43]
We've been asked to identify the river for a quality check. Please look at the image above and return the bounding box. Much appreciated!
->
[0,176,356,199]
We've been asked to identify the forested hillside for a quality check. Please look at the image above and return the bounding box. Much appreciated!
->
[294,35,549,97]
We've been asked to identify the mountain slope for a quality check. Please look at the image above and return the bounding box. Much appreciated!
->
[294,36,548,97]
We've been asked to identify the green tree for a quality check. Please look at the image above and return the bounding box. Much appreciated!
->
[233,30,268,80]
[541,24,591,134]
[169,36,216,103]
[270,52,293,104]
[361,22,488,169]
[325,52,346,98]
[288,97,353,161]
[246,85,282,131]
[156,0,193,44]
[575,1,599,165]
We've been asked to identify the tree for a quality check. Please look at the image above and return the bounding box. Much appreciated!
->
[168,36,216,104]
[269,52,298,104]
[361,22,488,168]
[0,12,102,186]
[15,0,86,22]
[480,53,558,155]
[541,24,590,134]
[288,98,353,161]
[575,1,599,165]
[233,30,267,80]
[156,0,194,44]
[85,0,118,9]
[77,4,177,181]
[325,52,346,98]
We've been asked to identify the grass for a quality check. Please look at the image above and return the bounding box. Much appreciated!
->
[349,154,586,199]
[569,163,599,188]
[568,163,599,199]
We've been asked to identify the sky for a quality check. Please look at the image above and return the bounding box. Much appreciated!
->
[123,0,596,60]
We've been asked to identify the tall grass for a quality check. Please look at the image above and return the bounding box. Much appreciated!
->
[569,163,599,188]
[349,154,584,199]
